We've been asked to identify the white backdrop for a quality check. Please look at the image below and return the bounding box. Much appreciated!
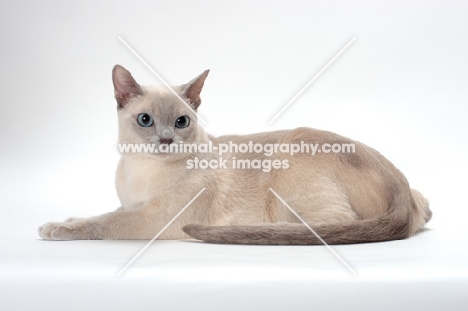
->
[1,0,467,262]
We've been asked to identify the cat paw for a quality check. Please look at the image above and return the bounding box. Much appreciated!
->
[38,221,82,240]
[65,217,83,223]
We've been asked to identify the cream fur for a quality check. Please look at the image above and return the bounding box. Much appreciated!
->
[38,65,431,244]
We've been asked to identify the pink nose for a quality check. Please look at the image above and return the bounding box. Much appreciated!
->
[160,138,174,145]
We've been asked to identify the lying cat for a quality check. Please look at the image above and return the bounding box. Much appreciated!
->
[38,65,432,244]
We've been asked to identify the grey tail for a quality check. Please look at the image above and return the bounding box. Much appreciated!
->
[182,191,414,245]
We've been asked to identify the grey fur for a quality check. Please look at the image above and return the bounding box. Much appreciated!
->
[183,190,415,245]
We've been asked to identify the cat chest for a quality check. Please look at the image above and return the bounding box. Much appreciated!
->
[115,157,165,210]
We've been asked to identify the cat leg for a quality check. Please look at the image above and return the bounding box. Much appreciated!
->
[271,180,359,227]
[38,209,161,240]
[63,207,125,223]
[409,188,431,234]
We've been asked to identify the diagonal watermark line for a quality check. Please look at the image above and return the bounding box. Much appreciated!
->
[268,188,357,275]
[118,36,207,124]
[268,37,356,124]
[118,188,206,276]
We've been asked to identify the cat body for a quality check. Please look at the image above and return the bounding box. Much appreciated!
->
[38,66,431,244]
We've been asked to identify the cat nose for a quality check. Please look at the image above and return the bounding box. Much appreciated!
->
[160,138,174,145]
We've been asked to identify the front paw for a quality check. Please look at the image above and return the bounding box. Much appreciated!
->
[38,221,82,240]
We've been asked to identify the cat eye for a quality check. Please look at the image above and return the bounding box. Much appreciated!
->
[175,115,190,128]
[137,113,154,127]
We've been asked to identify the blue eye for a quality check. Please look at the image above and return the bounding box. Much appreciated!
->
[137,113,154,127]
[175,115,190,128]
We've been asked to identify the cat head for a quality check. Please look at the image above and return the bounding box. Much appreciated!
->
[112,65,209,157]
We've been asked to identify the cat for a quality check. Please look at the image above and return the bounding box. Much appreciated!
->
[38,65,432,244]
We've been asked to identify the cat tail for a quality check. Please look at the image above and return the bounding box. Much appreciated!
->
[182,189,431,245]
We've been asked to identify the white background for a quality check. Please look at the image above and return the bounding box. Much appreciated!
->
[1,1,468,309]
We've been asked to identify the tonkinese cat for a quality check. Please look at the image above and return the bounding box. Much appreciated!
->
[38,65,432,244]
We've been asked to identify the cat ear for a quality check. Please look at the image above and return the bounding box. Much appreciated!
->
[181,70,210,110]
[112,65,143,109]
